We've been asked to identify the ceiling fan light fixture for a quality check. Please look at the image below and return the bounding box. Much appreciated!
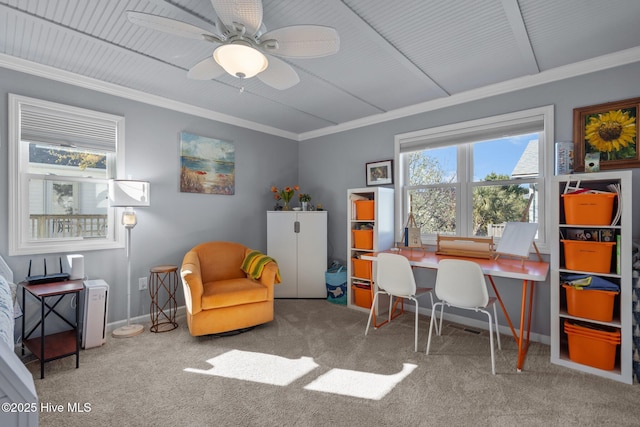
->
[213,42,268,79]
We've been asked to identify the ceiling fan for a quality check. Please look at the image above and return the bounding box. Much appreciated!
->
[127,0,340,90]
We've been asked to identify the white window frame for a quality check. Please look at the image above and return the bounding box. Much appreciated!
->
[394,105,554,253]
[8,94,126,255]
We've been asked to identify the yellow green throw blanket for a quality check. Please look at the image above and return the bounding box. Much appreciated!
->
[241,250,281,284]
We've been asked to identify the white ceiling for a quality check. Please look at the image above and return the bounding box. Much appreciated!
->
[1,0,640,141]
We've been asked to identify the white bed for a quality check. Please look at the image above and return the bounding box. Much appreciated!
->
[0,255,38,427]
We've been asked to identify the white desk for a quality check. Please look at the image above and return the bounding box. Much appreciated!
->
[362,248,549,372]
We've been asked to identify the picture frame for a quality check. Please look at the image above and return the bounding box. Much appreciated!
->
[573,97,640,172]
[366,160,393,186]
[180,132,235,195]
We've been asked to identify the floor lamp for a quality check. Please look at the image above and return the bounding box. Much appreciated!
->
[108,179,150,338]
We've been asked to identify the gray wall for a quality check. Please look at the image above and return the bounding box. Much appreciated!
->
[299,61,640,337]
[0,67,298,329]
[2,60,640,339]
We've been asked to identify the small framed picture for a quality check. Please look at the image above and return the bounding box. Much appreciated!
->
[366,160,393,186]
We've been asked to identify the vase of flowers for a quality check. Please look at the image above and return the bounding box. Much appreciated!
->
[271,185,299,211]
[299,193,311,211]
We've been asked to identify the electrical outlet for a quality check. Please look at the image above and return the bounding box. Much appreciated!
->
[138,277,148,291]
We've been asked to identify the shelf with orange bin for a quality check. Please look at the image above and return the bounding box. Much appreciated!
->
[352,229,373,250]
[354,200,375,220]
[552,171,638,385]
[561,192,616,225]
[352,283,372,309]
[564,320,621,371]
[561,240,615,274]
[351,257,372,280]
[347,187,394,314]
[562,284,618,322]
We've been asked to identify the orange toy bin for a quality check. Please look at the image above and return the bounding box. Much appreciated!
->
[352,258,372,280]
[562,284,618,322]
[352,284,372,308]
[562,193,616,225]
[352,230,374,250]
[355,200,375,220]
[564,321,620,370]
[561,240,614,273]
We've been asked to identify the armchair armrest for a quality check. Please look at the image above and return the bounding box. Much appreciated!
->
[181,251,204,315]
[257,261,278,299]
[242,248,280,299]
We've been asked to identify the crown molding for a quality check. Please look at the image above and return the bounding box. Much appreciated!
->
[2,46,640,143]
[297,46,640,141]
[0,53,299,141]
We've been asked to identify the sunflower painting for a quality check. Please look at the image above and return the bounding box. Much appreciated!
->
[574,97,640,171]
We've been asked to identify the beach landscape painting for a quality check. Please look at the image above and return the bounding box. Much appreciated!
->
[180,132,235,195]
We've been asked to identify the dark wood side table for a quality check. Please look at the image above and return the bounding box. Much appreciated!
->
[149,265,179,333]
[21,280,84,379]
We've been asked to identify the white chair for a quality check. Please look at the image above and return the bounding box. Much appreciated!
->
[365,253,436,352]
[426,259,502,374]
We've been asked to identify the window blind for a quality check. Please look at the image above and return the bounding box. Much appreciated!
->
[398,115,544,153]
[19,103,119,152]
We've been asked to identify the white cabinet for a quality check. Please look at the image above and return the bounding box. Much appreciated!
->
[551,171,638,384]
[267,211,327,298]
[347,187,394,311]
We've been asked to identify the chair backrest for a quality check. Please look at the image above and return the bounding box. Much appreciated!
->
[375,253,417,296]
[434,259,489,308]
[192,241,248,283]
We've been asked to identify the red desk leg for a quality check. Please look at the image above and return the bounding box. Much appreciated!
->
[488,275,536,372]
[517,280,536,372]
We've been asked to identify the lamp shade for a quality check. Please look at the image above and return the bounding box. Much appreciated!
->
[108,180,150,207]
[213,43,268,79]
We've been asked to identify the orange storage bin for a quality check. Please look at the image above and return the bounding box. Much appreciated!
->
[562,193,616,225]
[352,258,372,280]
[352,230,373,250]
[352,284,372,308]
[562,284,618,322]
[562,240,615,273]
[564,321,620,370]
[355,200,375,220]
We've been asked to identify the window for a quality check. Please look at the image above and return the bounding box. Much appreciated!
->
[8,94,125,255]
[394,106,553,250]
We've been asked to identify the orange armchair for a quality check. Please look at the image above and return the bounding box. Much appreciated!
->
[180,241,279,336]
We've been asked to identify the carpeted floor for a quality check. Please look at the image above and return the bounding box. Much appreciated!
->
[26,299,640,426]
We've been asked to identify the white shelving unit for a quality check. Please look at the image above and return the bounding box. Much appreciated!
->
[347,187,394,312]
[551,170,639,384]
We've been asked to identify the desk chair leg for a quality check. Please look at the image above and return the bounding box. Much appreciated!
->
[426,301,443,355]
[485,309,496,375]
[493,303,502,350]
[437,303,445,336]
[427,292,442,336]
[365,291,382,336]
[413,297,419,352]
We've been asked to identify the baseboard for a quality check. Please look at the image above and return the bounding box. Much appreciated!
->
[107,306,187,333]
[414,305,550,346]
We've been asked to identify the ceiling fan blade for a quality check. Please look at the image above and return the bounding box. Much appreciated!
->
[127,11,219,41]
[257,55,300,90]
[211,0,263,35]
[187,57,225,80]
[260,25,340,58]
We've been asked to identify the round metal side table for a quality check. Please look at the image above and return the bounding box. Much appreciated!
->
[149,264,179,333]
